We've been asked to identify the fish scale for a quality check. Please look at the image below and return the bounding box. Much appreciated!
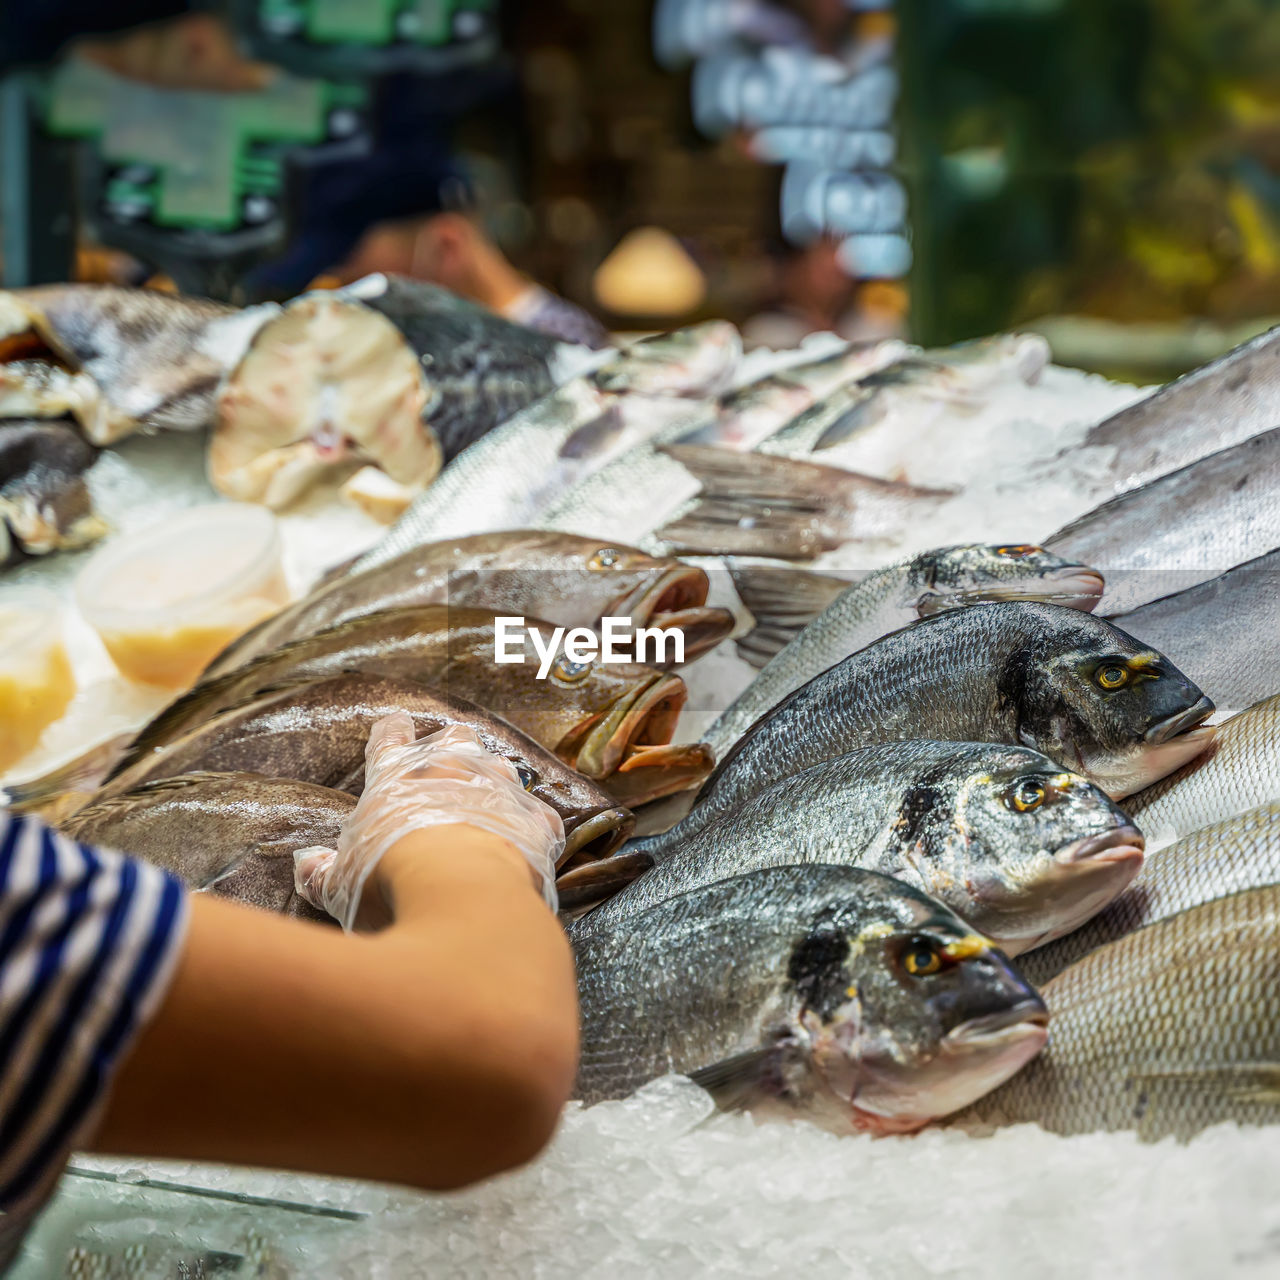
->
[957,885,1280,1139]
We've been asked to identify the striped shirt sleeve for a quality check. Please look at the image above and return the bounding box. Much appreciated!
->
[0,810,189,1267]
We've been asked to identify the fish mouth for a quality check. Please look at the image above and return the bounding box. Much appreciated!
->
[610,567,734,663]
[554,849,655,917]
[561,805,635,864]
[944,566,1106,613]
[1146,697,1216,745]
[569,673,688,779]
[944,1000,1050,1050]
[1055,824,1145,865]
[601,741,716,808]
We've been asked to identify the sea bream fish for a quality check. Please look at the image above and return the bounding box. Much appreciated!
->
[348,322,741,565]
[61,773,352,922]
[1020,803,1280,987]
[211,275,567,510]
[590,740,1143,956]
[1108,548,1280,717]
[572,865,1048,1132]
[1075,321,1280,493]
[0,419,104,565]
[0,283,265,443]
[104,606,712,806]
[761,333,1050,458]
[954,884,1280,1140]
[708,545,1104,754]
[1126,693,1280,849]
[201,531,734,681]
[88,674,634,864]
[681,602,1214,843]
[1044,427,1280,613]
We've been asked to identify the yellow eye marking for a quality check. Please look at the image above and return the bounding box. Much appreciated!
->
[1126,652,1161,671]
[942,935,991,961]
[848,921,895,959]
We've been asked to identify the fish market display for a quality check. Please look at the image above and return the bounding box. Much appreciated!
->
[1045,428,1280,613]
[573,864,1048,1131]
[1077,322,1280,492]
[349,322,740,562]
[655,444,954,558]
[1020,803,1280,987]
[0,283,256,442]
[92,673,634,865]
[957,885,1280,1140]
[1110,549,1280,716]
[683,602,1214,843]
[0,419,104,564]
[211,275,563,510]
[1126,693,1280,845]
[107,606,708,804]
[710,545,1103,752]
[201,531,733,680]
[589,740,1142,956]
[61,772,351,921]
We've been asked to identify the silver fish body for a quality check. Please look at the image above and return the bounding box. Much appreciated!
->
[706,545,1104,757]
[1046,427,1280,613]
[595,740,1142,956]
[572,864,1048,1133]
[957,885,1280,1140]
[1126,694,1280,848]
[1021,803,1280,986]
[1109,548,1280,717]
[686,602,1214,840]
[1080,323,1280,492]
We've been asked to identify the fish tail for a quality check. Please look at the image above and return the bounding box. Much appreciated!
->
[730,565,848,667]
[1,734,132,813]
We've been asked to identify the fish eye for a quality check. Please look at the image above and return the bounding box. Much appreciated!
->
[901,939,943,977]
[995,544,1042,558]
[516,767,537,791]
[553,657,592,683]
[1095,663,1129,690]
[1006,778,1046,812]
[589,547,621,570]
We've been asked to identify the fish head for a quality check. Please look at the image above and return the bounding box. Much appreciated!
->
[934,751,1144,954]
[795,883,1047,1133]
[593,321,742,398]
[1003,609,1217,799]
[911,544,1104,616]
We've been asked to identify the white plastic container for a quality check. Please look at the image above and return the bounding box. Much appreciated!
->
[75,503,289,689]
[0,586,76,771]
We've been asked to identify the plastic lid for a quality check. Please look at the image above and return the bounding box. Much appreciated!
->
[0,587,65,667]
[75,503,283,632]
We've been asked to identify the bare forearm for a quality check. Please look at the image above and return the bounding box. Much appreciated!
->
[94,829,578,1189]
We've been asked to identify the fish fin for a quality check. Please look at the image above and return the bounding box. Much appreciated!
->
[558,404,626,459]
[657,444,949,558]
[554,850,654,916]
[687,1047,775,1111]
[729,564,848,666]
[1,734,133,812]
[1127,1062,1280,1104]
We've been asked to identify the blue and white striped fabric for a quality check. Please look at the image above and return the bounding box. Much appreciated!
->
[0,810,188,1268]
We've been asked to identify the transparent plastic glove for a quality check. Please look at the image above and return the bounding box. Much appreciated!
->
[294,713,564,931]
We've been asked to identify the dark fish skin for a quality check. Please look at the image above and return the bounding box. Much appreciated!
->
[61,773,350,922]
[954,885,1280,1140]
[0,418,101,562]
[685,602,1214,841]
[351,276,560,461]
[2,284,240,437]
[108,606,700,802]
[1109,548,1280,715]
[1080,323,1280,492]
[1020,803,1280,987]
[572,865,1047,1133]
[92,674,634,864]
[201,531,725,680]
[1046,428,1280,613]
[590,740,1141,956]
